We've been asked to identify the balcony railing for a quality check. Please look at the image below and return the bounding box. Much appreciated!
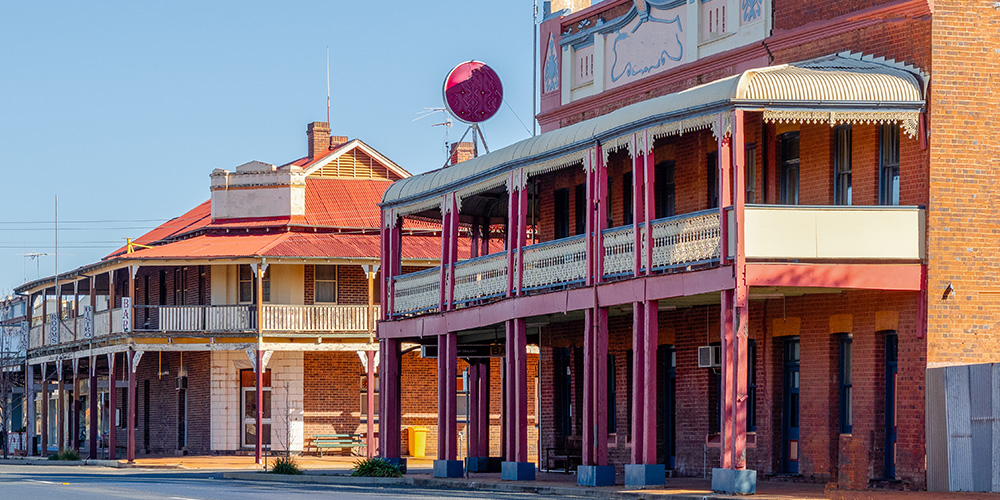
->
[520,234,587,291]
[393,266,441,316]
[28,325,42,349]
[453,252,508,306]
[263,304,376,332]
[602,225,635,278]
[647,209,723,270]
[133,305,255,333]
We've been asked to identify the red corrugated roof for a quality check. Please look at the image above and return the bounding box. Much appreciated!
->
[117,232,448,261]
[107,201,212,258]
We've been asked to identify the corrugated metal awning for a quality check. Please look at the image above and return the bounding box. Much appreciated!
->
[382,52,926,214]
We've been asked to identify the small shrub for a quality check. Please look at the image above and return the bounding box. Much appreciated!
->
[350,457,402,478]
[269,456,303,475]
[48,449,81,461]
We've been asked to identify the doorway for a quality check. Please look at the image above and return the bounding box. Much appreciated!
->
[658,345,676,469]
[884,331,898,479]
[782,337,800,473]
[239,369,271,449]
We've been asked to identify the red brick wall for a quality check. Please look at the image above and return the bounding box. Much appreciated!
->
[537,290,924,487]
[925,0,1000,366]
[127,351,211,455]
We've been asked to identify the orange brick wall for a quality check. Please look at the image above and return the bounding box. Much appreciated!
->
[925,0,1000,366]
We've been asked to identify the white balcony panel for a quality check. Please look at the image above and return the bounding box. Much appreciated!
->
[742,206,925,260]
[206,306,253,331]
[602,226,635,278]
[393,267,441,316]
[521,235,587,290]
[263,304,374,332]
[94,311,110,337]
[453,252,508,306]
[28,325,42,349]
[647,210,722,270]
[110,308,124,334]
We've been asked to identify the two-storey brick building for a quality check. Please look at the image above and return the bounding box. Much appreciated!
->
[377,0,998,493]
[12,122,461,463]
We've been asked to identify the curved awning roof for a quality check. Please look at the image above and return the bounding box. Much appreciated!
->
[382,52,926,214]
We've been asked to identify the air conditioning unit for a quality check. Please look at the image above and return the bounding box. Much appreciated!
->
[698,346,722,368]
[176,375,188,391]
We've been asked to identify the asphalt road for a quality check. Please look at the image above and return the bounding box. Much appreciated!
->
[0,463,552,500]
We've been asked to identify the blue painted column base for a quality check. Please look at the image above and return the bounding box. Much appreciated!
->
[466,456,491,472]
[578,465,616,487]
[383,457,407,474]
[501,461,536,481]
[433,459,464,478]
[712,468,757,494]
[625,463,666,488]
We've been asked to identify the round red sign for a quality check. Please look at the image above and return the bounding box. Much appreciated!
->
[442,61,503,124]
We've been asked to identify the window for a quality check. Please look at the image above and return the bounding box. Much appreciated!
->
[554,188,570,239]
[607,354,616,434]
[654,161,676,219]
[173,267,186,305]
[575,183,587,235]
[238,265,270,303]
[834,126,852,205]
[779,132,800,204]
[879,125,900,205]
[315,265,337,303]
[839,334,853,434]
[745,144,757,204]
[747,339,757,432]
[707,152,719,209]
[623,172,634,225]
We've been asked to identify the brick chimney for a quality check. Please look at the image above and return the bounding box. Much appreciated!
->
[329,135,349,149]
[307,121,331,158]
[449,141,476,166]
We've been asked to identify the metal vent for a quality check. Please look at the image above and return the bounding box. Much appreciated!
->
[698,346,721,368]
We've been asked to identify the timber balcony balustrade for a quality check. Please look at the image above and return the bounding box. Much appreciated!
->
[389,205,925,318]
[27,303,380,349]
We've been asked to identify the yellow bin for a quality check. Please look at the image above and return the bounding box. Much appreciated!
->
[407,426,428,458]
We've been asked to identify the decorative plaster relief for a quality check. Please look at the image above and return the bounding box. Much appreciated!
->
[605,3,685,90]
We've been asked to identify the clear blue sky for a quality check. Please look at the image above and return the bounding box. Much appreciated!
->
[0,1,540,295]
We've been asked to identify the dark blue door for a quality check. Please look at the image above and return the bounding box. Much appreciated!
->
[782,338,800,473]
[885,332,898,479]
[658,345,676,469]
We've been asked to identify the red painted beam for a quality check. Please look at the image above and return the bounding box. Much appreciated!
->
[745,263,924,291]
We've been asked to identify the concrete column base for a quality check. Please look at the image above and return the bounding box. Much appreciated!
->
[712,468,757,494]
[501,461,536,481]
[383,457,407,474]
[466,456,491,472]
[433,459,464,478]
[578,465,616,487]
[625,463,666,488]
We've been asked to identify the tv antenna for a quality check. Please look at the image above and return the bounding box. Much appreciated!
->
[19,252,49,282]
[413,107,453,157]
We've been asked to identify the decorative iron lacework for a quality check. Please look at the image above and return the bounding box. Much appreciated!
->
[602,225,635,277]
[392,267,441,315]
[520,236,587,290]
[388,197,442,225]
[642,210,722,269]
[762,110,919,138]
[648,113,720,141]
[453,252,508,305]
[456,176,508,205]
[524,151,587,180]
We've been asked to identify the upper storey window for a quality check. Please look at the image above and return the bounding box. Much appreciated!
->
[779,132,800,205]
[834,126,853,205]
[315,265,338,304]
[879,125,900,205]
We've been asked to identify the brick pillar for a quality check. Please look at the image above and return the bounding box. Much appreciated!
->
[378,338,403,468]
[25,363,34,456]
[108,353,116,459]
[434,331,461,478]
[579,307,613,486]
[88,357,97,459]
